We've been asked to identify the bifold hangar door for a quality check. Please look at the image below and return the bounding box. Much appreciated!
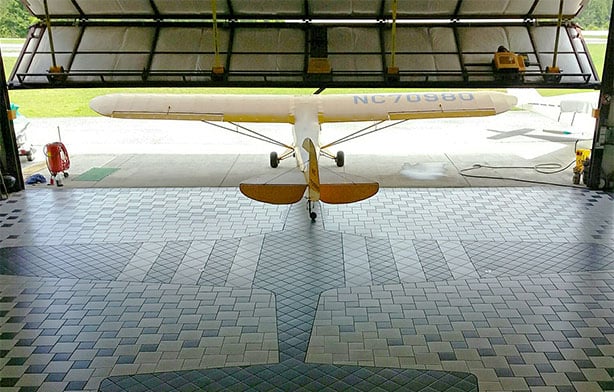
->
[8,0,600,89]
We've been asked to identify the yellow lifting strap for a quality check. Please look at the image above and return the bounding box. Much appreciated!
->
[43,0,60,72]
[211,0,223,73]
[386,0,399,78]
[550,0,565,72]
[390,0,398,68]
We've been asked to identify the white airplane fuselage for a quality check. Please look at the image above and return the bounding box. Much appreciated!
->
[291,97,322,172]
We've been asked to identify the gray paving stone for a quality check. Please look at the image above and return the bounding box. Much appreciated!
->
[309,271,614,391]
[0,275,276,391]
[1,187,613,391]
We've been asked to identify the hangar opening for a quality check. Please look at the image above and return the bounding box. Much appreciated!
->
[2,0,611,193]
[0,2,613,392]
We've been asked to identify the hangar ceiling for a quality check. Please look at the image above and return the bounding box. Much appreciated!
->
[9,0,600,89]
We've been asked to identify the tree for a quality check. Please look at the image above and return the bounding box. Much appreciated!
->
[576,0,613,30]
[0,0,35,38]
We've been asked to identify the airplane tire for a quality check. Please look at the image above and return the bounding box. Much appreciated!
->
[336,151,345,167]
[270,151,279,168]
[310,212,317,221]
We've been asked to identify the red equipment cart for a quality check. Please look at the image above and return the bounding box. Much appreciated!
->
[44,137,70,186]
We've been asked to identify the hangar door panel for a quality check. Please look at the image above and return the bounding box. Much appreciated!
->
[24,0,76,16]
[72,27,155,82]
[384,27,462,82]
[530,26,594,83]
[22,0,590,19]
[328,27,383,82]
[228,28,305,82]
[219,0,305,16]
[9,0,599,89]
[309,0,381,16]
[78,0,155,16]
[14,25,79,84]
[148,28,228,83]
[153,1,230,16]
[458,0,586,16]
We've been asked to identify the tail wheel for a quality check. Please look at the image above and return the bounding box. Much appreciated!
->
[270,151,279,168]
[335,150,345,167]
[308,201,317,222]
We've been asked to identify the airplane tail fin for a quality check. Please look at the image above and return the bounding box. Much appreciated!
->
[302,138,321,202]
[506,88,545,109]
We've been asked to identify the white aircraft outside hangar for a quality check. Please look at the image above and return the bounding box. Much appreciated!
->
[90,91,517,220]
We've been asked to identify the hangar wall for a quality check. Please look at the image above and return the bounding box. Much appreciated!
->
[0,50,23,192]
[588,3,614,189]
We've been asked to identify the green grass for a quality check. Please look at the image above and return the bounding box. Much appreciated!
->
[3,56,16,78]
[1,39,608,117]
[0,38,26,44]
[587,42,606,77]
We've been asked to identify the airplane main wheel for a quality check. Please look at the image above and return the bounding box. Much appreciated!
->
[335,150,345,167]
[270,151,279,168]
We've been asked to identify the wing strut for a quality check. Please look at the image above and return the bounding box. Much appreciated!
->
[201,120,294,150]
[320,119,409,149]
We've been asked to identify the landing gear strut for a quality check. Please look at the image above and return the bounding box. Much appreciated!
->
[308,201,317,222]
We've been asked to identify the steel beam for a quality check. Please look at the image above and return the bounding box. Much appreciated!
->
[0,48,25,192]
[587,3,614,189]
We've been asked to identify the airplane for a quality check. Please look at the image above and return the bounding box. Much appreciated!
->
[90,91,517,221]
[507,88,598,125]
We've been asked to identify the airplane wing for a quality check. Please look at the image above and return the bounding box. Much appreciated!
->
[318,91,516,122]
[90,94,295,123]
[90,91,516,124]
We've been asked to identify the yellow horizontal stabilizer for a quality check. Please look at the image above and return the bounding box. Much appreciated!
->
[239,170,307,205]
[240,184,307,204]
[239,169,379,205]
[319,170,379,204]
[320,183,379,204]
